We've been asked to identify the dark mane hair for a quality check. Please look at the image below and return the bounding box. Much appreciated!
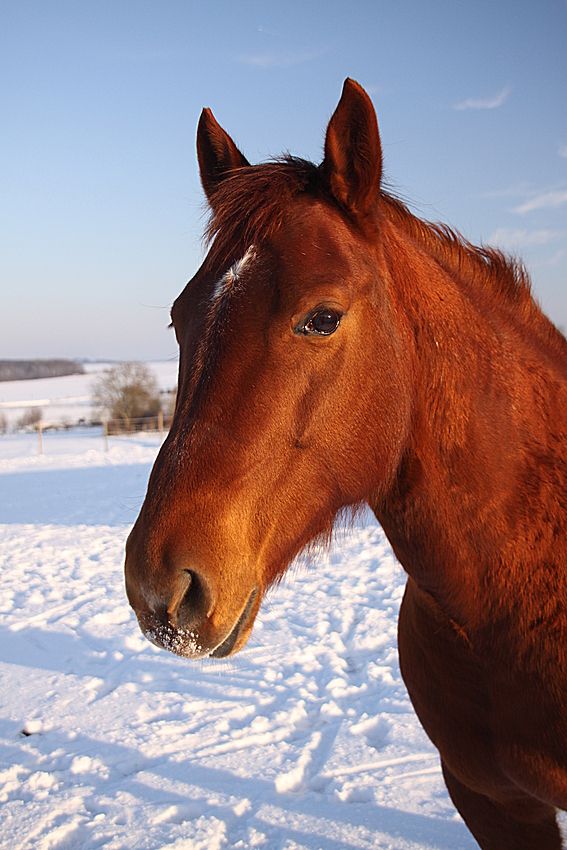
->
[205,156,567,362]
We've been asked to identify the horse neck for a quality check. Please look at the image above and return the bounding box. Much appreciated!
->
[372,216,567,630]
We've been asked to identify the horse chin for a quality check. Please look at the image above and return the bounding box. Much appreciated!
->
[135,586,260,660]
[209,587,259,658]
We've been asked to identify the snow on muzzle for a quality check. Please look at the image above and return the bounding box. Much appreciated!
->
[134,581,260,659]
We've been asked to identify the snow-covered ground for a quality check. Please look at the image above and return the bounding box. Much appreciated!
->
[1,425,564,848]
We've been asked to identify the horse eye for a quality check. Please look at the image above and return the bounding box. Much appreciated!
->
[304,308,341,336]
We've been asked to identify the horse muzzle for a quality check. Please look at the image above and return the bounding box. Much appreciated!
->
[135,585,258,658]
[126,561,260,659]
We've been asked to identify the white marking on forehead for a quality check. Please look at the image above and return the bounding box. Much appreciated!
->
[212,245,256,308]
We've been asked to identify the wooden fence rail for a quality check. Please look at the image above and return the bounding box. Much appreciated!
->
[23,413,172,455]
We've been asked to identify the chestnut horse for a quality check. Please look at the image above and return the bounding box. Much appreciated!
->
[125,80,567,848]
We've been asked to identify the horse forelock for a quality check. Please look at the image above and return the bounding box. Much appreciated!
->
[205,157,324,265]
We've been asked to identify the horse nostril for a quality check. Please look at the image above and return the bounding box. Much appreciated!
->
[170,570,211,631]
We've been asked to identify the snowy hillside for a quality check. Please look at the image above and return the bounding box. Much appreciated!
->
[1,427,564,848]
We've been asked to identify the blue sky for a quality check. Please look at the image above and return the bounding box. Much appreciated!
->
[1,1,566,359]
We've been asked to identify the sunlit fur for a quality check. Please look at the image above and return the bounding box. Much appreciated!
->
[125,79,567,848]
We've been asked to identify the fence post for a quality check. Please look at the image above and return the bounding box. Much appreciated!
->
[38,419,43,455]
[158,410,164,441]
[103,418,108,452]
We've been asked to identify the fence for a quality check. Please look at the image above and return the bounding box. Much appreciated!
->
[100,411,173,450]
[0,407,173,455]
[0,395,175,454]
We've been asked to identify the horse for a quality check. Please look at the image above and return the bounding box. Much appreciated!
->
[124,79,567,848]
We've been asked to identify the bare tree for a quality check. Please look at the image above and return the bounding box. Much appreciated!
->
[92,362,161,432]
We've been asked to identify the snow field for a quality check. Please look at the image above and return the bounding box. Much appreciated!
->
[1,428,557,848]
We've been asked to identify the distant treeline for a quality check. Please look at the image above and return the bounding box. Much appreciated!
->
[0,359,85,382]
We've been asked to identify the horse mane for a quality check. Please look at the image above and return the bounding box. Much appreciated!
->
[205,156,567,363]
[380,193,567,364]
[381,194,531,305]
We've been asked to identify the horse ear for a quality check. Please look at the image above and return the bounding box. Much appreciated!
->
[323,79,382,220]
[197,108,250,203]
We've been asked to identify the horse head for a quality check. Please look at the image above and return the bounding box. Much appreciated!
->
[124,80,411,659]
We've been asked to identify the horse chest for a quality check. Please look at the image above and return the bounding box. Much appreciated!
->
[397,577,567,807]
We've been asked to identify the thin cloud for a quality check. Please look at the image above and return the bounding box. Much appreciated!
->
[480,182,532,200]
[559,144,567,158]
[454,85,511,111]
[514,190,567,214]
[488,229,561,249]
[235,46,329,68]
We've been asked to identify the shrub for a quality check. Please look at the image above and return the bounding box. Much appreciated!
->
[17,407,42,430]
[91,362,161,432]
